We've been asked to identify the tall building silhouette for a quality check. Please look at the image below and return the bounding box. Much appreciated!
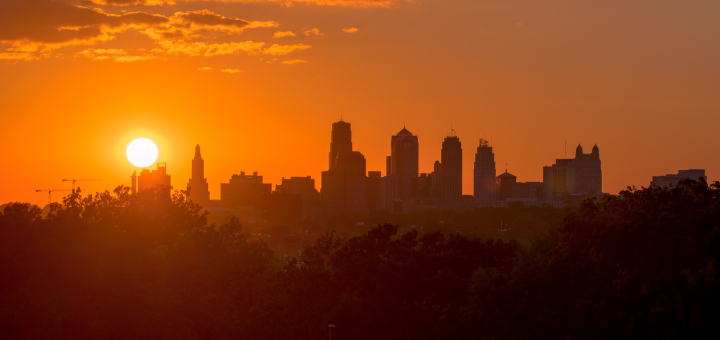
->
[441,129,462,202]
[321,120,367,215]
[473,139,496,207]
[275,176,319,219]
[329,120,352,170]
[366,171,383,212]
[543,144,602,201]
[187,144,210,205]
[138,163,171,193]
[388,127,419,199]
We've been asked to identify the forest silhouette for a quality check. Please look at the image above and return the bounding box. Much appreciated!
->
[1,179,719,339]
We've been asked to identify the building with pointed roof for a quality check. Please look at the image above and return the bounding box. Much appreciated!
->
[187,144,210,206]
[388,126,419,199]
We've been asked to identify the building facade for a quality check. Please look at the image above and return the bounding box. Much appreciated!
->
[542,144,602,201]
[388,127,419,199]
[441,130,462,202]
[652,169,707,187]
[473,138,496,207]
[138,163,172,193]
[275,176,320,219]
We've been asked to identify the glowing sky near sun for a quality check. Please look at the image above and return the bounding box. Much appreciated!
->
[1,0,719,206]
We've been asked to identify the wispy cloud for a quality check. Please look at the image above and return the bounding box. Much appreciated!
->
[282,59,308,64]
[303,28,323,36]
[263,44,311,55]
[198,66,212,70]
[86,0,407,7]
[221,69,244,73]
[342,27,359,33]
[274,31,296,38]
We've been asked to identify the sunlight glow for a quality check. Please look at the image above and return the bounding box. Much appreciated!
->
[126,138,159,167]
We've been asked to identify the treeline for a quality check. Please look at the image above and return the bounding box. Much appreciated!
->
[1,180,719,339]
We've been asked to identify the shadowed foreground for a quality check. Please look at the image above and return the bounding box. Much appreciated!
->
[1,180,719,339]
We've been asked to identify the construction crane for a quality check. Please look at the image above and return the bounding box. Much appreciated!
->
[62,178,100,190]
[35,189,72,204]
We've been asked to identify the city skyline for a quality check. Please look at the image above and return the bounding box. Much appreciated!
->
[2,0,718,207]
[2,116,712,206]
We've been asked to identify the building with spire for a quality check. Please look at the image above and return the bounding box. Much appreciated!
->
[187,144,210,206]
[473,139,496,207]
[441,129,462,202]
[387,127,419,199]
[322,120,367,215]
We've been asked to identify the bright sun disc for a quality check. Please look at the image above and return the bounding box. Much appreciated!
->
[126,138,159,167]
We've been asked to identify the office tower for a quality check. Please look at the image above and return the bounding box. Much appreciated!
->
[381,174,399,210]
[388,127,419,199]
[322,151,367,215]
[430,160,443,200]
[441,129,462,202]
[473,139,496,207]
[275,176,320,219]
[574,144,602,195]
[366,171,383,212]
[411,173,431,198]
[496,170,517,201]
[321,120,367,216]
[543,144,602,201]
[652,169,707,188]
[187,144,210,205]
[138,163,171,193]
[386,156,392,178]
[220,171,272,209]
[329,120,352,170]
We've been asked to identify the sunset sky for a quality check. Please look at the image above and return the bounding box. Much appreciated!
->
[1,0,719,206]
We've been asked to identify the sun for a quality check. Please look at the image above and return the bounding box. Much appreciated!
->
[126,138,159,167]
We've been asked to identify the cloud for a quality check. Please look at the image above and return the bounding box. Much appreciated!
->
[0,52,37,61]
[198,66,212,70]
[0,0,168,50]
[303,28,323,36]
[221,69,244,73]
[282,59,307,64]
[157,40,265,56]
[262,43,311,55]
[0,1,277,61]
[274,31,296,38]
[85,0,407,7]
[342,27,358,33]
[77,48,164,62]
[113,54,163,62]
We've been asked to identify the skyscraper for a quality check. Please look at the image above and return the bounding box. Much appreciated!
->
[321,120,367,215]
[388,127,419,199]
[543,144,602,201]
[473,139,496,207]
[329,120,352,170]
[187,144,210,205]
[441,129,462,202]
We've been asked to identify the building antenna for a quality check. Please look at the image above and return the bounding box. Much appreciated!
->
[565,140,566,157]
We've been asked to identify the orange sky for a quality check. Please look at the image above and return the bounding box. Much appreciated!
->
[2,0,719,206]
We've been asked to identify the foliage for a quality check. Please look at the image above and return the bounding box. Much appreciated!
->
[1,179,719,339]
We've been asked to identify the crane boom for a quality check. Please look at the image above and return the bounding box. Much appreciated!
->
[62,178,100,190]
[35,189,72,204]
